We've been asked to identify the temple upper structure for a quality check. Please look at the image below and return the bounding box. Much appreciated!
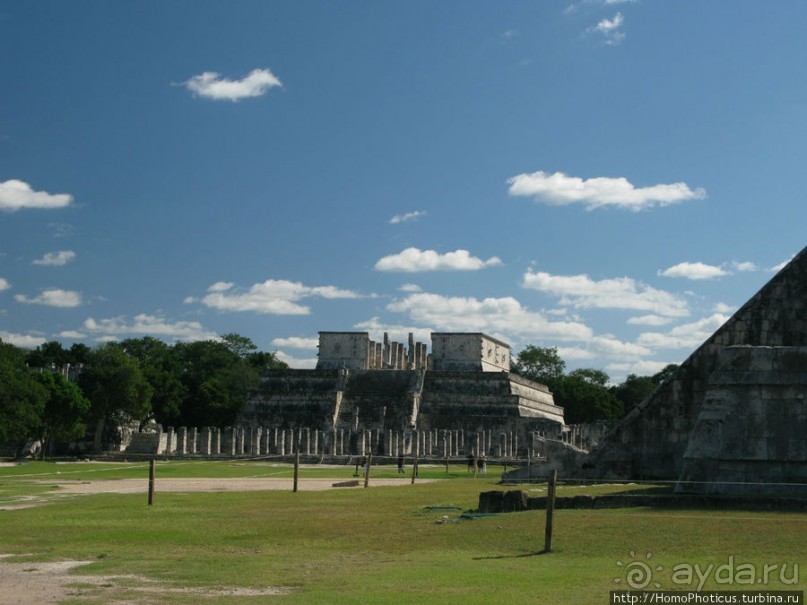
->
[316,331,510,372]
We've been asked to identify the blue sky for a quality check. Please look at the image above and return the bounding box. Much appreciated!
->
[1,1,805,382]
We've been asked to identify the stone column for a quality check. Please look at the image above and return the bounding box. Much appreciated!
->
[212,428,221,454]
[252,427,262,455]
[177,427,188,455]
[165,427,175,455]
[260,428,270,456]
[188,428,198,454]
[199,427,212,455]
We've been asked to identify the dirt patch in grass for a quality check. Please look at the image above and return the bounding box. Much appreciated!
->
[0,554,291,604]
[49,476,429,495]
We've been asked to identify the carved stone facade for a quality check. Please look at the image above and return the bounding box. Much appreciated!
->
[677,345,807,496]
[431,332,511,372]
[315,331,507,372]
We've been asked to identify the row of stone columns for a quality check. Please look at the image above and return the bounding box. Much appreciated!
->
[158,426,555,458]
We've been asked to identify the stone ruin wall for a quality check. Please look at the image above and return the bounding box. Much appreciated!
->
[430,332,511,372]
[125,423,565,461]
[678,345,807,496]
[316,332,429,370]
[229,368,566,457]
[584,246,807,481]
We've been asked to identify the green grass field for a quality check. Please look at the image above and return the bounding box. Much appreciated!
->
[0,459,804,604]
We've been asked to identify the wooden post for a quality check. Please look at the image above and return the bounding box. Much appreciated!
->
[364,452,372,488]
[293,449,300,493]
[544,470,558,553]
[148,459,156,506]
[411,454,418,485]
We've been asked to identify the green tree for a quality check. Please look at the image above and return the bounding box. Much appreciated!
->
[0,341,48,456]
[25,341,69,369]
[221,333,258,359]
[78,343,152,451]
[175,339,259,427]
[611,373,656,415]
[551,374,623,424]
[512,345,566,384]
[120,337,186,427]
[33,372,91,457]
[246,350,288,373]
[568,367,610,386]
[68,343,92,365]
[652,363,679,385]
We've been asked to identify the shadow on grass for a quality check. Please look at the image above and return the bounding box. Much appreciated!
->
[472,549,552,560]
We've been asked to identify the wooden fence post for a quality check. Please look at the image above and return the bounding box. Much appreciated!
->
[364,452,373,488]
[148,459,156,506]
[293,449,300,493]
[544,470,558,553]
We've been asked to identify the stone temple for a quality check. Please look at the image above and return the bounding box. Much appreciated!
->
[237,332,565,456]
[507,244,807,497]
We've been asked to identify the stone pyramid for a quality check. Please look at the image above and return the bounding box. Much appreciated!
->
[583,244,807,494]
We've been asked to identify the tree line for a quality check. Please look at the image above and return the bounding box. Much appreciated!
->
[0,334,287,457]
[511,345,677,424]
[1,336,675,458]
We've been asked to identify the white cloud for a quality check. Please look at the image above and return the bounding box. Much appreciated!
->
[15,289,82,308]
[399,283,422,293]
[58,330,86,339]
[48,222,74,238]
[606,359,672,378]
[627,314,674,327]
[658,261,728,281]
[771,255,794,272]
[389,210,426,224]
[274,350,318,369]
[588,12,626,45]
[732,261,758,272]
[557,335,650,365]
[0,331,46,347]
[637,313,730,350]
[713,302,734,314]
[375,248,502,272]
[387,292,593,341]
[198,279,361,315]
[0,277,9,291]
[565,0,636,14]
[353,317,434,345]
[185,68,282,101]
[270,336,319,350]
[208,281,234,292]
[83,314,218,341]
[522,270,689,317]
[507,171,706,211]
[0,179,73,212]
[32,250,76,266]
